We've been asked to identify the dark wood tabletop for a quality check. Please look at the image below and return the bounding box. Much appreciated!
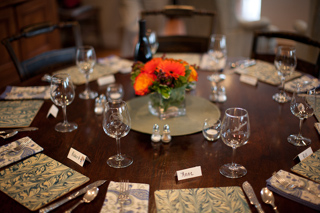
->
[0,66,319,213]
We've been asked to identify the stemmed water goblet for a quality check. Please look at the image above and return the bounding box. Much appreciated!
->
[287,84,314,146]
[147,30,159,55]
[76,45,98,99]
[103,101,132,168]
[50,73,78,132]
[219,108,250,178]
[273,46,297,103]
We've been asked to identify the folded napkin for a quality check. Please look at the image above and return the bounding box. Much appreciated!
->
[285,75,320,93]
[0,136,43,169]
[98,55,133,74]
[100,181,149,213]
[266,170,320,211]
[0,86,50,100]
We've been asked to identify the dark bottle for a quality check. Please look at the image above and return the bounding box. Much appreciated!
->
[134,19,152,63]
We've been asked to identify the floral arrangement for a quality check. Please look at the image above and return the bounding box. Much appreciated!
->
[131,57,198,98]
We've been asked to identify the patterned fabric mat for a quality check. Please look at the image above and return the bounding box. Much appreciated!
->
[306,95,320,122]
[0,153,89,211]
[53,64,118,85]
[154,186,250,213]
[291,149,320,183]
[100,181,149,213]
[235,60,301,85]
[154,53,202,66]
[0,86,50,100]
[0,136,43,169]
[0,100,43,128]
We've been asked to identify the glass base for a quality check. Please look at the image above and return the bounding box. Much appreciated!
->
[219,163,247,178]
[107,154,133,168]
[55,122,78,133]
[272,92,291,103]
[287,134,311,146]
[79,90,98,99]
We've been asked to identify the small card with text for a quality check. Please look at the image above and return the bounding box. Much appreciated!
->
[176,166,202,181]
[240,74,258,86]
[67,148,91,167]
[294,147,313,162]
[47,104,58,118]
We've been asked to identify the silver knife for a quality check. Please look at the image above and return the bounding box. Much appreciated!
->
[242,181,264,213]
[0,127,38,134]
[38,180,107,213]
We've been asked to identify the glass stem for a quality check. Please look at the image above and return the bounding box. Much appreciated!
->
[85,74,90,92]
[298,118,304,137]
[62,105,68,125]
[280,76,285,95]
[116,137,123,161]
[231,147,236,169]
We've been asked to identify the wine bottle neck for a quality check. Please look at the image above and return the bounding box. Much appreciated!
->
[139,20,146,38]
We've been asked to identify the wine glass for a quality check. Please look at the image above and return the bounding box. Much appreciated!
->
[219,108,250,178]
[106,83,124,103]
[273,46,297,103]
[76,45,98,99]
[207,34,227,83]
[50,73,78,132]
[103,101,132,168]
[287,85,314,146]
[147,30,159,55]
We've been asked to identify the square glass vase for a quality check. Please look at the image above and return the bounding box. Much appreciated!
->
[148,86,186,120]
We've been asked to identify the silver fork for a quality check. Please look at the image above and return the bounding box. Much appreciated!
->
[272,172,320,197]
[119,180,129,212]
[0,141,27,155]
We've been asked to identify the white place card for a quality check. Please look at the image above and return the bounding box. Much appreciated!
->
[97,75,115,86]
[294,147,313,162]
[176,166,202,181]
[240,74,258,86]
[315,123,320,135]
[47,104,59,118]
[67,148,91,167]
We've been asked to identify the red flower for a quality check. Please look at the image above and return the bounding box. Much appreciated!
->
[133,72,156,95]
[158,60,185,79]
[142,58,163,74]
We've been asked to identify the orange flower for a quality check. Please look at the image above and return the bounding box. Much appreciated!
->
[188,66,198,82]
[133,72,156,95]
[142,58,163,74]
[158,60,185,79]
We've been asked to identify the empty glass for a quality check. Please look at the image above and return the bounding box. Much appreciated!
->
[76,45,98,99]
[106,83,124,103]
[202,118,221,141]
[207,34,227,84]
[273,46,297,103]
[50,73,78,132]
[103,101,132,168]
[147,30,159,55]
[287,85,314,146]
[220,108,250,178]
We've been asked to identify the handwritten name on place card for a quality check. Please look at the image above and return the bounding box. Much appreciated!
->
[176,166,202,181]
[67,148,91,167]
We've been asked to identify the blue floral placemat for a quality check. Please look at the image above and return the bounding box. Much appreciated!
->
[235,60,301,85]
[100,181,149,213]
[0,86,50,100]
[154,186,251,213]
[291,149,320,183]
[0,100,43,128]
[0,153,89,211]
[0,136,43,169]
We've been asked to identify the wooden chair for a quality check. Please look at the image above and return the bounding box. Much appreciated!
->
[2,21,82,81]
[141,5,215,53]
[251,31,320,78]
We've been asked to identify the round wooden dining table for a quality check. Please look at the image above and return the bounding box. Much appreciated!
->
[0,65,319,213]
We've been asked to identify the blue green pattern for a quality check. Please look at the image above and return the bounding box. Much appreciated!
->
[291,149,320,183]
[0,153,89,211]
[235,60,301,85]
[154,187,251,213]
[0,100,43,128]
